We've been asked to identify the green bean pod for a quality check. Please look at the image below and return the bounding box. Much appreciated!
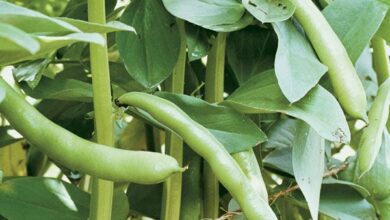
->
[290,0,368,121]
[0,78,184,184]
[232,149,268,201]
[358,78,390,177]
[117,92,277,220]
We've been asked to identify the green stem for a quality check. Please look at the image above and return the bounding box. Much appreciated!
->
[203,32,227,218]
[161,19,186,220]
[372,36,390,85]
[87,1,115,219]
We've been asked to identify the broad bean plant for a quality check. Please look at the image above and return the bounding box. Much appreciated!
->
[0,0,389,219]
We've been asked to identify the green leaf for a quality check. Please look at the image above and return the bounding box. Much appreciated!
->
[377,11,390,42]
[127,183,162,219]
[203,12,254,32]
[242,0,295,23]
[263,147,293,175]
[162,0,245,27]
[291,184,377,220]
[355,47,379,109]
[0,177,128,220]
[0,177,89,220]
[273,21,328,103]
[116,0,180,88]
[0,84,5,105]
[109,62,146,92]
[380,0,390,6]
[57,18,136,34]
[0,1,80,34]
[263,118,300,150]
[156,92,267,153]
[112,189,130,220]
[36,100,94,139]
[0,33,105,66]
[322,178,370,198]
[13,59,52,89]
[61,0,116,21]
[227,26,276,85]
[323,0,389,63]
[223,69,351,143]
[20,77,93,102]
[0,23,39,54]
[292,121,325,220]
[185,23,212,61]
[0,126,22,149]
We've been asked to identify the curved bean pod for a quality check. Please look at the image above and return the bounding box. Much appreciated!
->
[232,149,269,201]
[290,0,368,120]
[0,78,184,184]
[116,92,277,220]
[358,78,390,177]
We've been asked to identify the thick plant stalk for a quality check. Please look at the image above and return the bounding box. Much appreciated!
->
[87,1,115,219]
[161,19,186,220]
[290,0,368,121]
[372,36,390,85]
[203,32,227,219]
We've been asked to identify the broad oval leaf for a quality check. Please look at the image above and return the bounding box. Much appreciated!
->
[323,0,389,63]
[377,11,390,42]
[242,0,295,23]
[58,18,136,34]
[0,33,105,66]
[0,177,89,220]
[156,92,267,153]
[263,118,300,150]
[0,23,39,54]
[116,0,180,88]
[263,147,293,175]
[13,58,52,89]
[127,183,162,219]
[162,0,245,27]
[355,47,379,109]
[0,177,128,220]
[322,178,370,198]
[204,12,254,32]
[227,25,276,85]
[20,77,93,102]
[0,126,22,149]
[61,0,117,21]
[291,184,377,220]
[185,23,212,61]
[0,1,80,34]
[292,121,325,220]
[223,69,351,143]
[273,21,327,103]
